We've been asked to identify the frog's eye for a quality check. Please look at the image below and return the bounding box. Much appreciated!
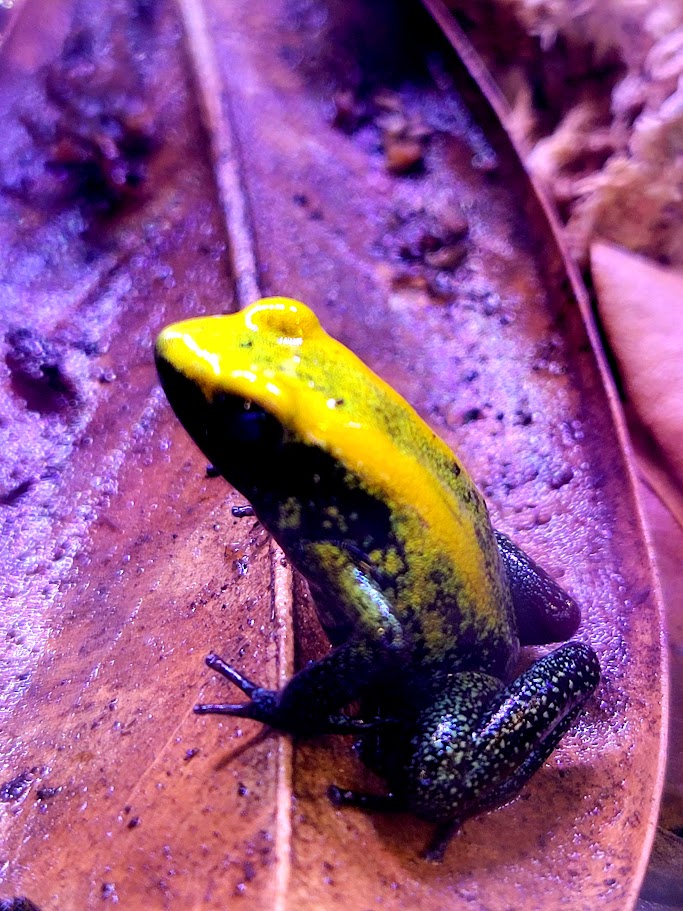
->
[213,393,284,450]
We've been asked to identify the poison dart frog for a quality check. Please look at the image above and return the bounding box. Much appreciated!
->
[155,297,600,860]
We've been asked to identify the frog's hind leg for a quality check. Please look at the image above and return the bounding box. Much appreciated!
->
[403,641,600,857]
[417,655,594,860]
[495,530,582,644]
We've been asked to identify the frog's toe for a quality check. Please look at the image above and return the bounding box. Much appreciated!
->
[193,699,265,718]
[204,652,261,696]
[194,690,280,723]
[422,820,461,863]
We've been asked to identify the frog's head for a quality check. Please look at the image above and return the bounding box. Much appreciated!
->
[155,298,330,484]
[156,297,476,553]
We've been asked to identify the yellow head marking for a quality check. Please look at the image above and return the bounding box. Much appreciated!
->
[156,298,499,616]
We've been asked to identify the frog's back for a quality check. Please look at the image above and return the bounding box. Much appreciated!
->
[264,306,520,676]
[331,365,518,676]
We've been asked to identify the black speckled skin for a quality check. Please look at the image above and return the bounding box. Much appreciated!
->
[401,642,601,821]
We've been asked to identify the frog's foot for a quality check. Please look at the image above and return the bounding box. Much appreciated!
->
[195,652,385,734]
[194,653,280,725]
[327,785,460,862]
[423,820,461,863]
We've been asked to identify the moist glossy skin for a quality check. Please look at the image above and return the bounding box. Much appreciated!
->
[155,297,600,860]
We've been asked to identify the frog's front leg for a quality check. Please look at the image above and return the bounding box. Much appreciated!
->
[195,637,394,734]
[196,557,407,734]
[332,641,600,860]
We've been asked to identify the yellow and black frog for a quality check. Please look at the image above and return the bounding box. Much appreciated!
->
[155,297,600,860]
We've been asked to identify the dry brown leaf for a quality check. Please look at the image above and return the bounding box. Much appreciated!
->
[0,1,667,909]
[441,0,683,267]
[591,240,683,906]
[592,241,683,526]
[638,486,683,817]
[636,484,683,911]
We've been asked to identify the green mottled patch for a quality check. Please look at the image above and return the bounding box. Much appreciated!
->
[277,496,302,532]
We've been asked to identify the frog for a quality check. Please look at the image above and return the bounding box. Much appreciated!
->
[155,297,600,860]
